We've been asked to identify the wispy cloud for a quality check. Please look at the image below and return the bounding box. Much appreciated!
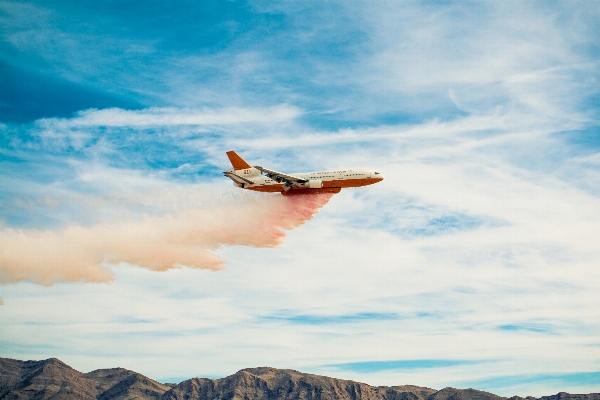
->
[39,105,301,128]
[327,359,482,373]
[262,312,400,325]
[462,371,600,397]
[497,323,558,335]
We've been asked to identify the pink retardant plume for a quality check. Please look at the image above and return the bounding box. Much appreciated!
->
[0,192,334,286]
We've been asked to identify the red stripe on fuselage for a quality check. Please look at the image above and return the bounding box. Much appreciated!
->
[281,187,342,196]
[246,177,383,193]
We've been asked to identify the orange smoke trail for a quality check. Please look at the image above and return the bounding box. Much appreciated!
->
[0,193,333,285]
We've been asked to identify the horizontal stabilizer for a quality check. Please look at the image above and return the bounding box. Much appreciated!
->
[223,171,255,185]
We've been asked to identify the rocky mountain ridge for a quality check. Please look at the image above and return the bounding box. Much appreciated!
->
[0,357,598,400]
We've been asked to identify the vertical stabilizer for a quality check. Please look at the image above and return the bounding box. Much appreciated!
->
[226,151,252,170]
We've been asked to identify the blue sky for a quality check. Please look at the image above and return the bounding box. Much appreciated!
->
[2,0,600,397]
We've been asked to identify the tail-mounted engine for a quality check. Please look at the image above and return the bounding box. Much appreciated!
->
[231,167,261,178]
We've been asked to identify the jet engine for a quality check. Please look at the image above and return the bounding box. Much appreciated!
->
[304,179,323,188]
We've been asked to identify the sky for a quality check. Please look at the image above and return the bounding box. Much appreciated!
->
[1,0,600,397]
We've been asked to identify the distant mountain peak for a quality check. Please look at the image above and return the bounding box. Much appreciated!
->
[1,357,599,400]
[27,357,69,367]
[239,366,284,374]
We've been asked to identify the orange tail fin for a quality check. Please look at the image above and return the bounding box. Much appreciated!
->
[226,151,252,170]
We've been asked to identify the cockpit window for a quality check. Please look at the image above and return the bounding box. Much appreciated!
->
[374,172,380,174]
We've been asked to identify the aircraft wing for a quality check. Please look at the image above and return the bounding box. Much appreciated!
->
[254,166,308,186]
[223,171,255,185]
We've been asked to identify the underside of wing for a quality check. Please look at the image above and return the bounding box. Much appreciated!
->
[253,166,307,186]
[223,171,255,185]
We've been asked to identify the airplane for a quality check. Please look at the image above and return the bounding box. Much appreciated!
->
[223,151,384,196]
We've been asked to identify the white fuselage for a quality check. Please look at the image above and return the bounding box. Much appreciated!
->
[225,167,384,193]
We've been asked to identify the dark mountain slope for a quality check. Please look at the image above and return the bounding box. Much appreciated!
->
[0,358,598,400]
[428,388,504,400]
[0,357,170,399]
[538,394,600,400]
[161,367,503,400]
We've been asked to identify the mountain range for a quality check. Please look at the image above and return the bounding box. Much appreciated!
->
[0,357,598,400]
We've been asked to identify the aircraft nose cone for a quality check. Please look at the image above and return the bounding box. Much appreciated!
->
[373,172,384,181]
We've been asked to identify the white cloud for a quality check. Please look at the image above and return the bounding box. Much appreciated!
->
[4,90,600,395]
[4,99,600,395]
[38,105,301,128]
